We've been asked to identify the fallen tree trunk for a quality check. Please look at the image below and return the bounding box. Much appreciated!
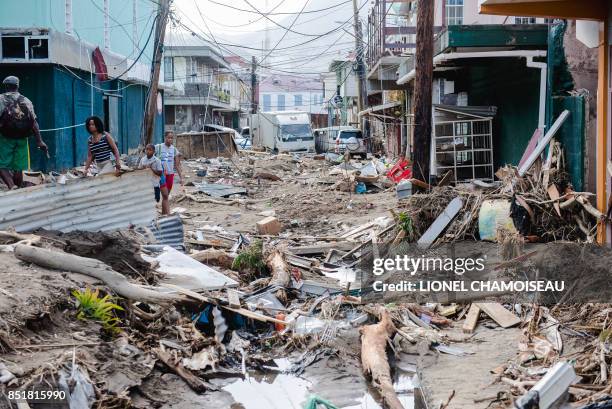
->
[266,250,291,288]
[266,250,291,304]
[360,309,404,409]
[14,244,180,305]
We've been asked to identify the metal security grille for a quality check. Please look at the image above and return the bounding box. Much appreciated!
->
[433,115,494,184]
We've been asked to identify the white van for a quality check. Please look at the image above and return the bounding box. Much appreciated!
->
[313,126,366,157]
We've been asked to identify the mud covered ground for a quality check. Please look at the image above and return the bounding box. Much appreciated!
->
[1,152,611,408]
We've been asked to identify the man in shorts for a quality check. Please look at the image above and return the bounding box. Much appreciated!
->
[0,76,48,189]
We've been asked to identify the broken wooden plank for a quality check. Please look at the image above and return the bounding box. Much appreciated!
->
[288,241,355,256]
[408,178,432,191]
[227,289,241,309]
[417,197,463,249]
[340,221,377,239]
[547,184,562,217]
[518,110,570,176]
[155,348,217,393]
[186,238,234,249]
[462,304,481,334]
[475,303,520,328]
[437,170,454,187]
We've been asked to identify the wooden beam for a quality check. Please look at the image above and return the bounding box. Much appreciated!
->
[475,303,521,328]
[462,304,481,334]
[597,19,609,244]
[479,0,607,21]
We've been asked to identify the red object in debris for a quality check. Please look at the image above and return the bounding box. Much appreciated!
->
[291,267,302,282]
[92,47,109,81]
[387,159,412,183]
[275,313,286,331]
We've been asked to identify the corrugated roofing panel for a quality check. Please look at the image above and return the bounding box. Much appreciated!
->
[147,215,185,251]
[0,171,156,233]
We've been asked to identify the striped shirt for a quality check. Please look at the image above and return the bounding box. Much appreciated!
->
[88,134,112,162]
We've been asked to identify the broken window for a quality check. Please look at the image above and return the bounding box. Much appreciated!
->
[165,105,175,125]
[1,36,25,59]
[28,38,48,59]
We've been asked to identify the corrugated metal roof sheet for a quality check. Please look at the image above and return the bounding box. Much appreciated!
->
[195,183,247,198]
[146,215,185,251]
[0,171,156,233]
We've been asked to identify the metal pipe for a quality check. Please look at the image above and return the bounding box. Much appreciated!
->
[526,55,547,131]
[397,50,548,85]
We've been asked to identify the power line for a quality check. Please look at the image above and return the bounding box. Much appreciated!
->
[259,0,311,64]
[202,0,287,29]
[173,1,366,55]
[241,0,351,38]
[207,0,352,16]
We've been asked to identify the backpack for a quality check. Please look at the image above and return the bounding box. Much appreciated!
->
[0,95,35,138]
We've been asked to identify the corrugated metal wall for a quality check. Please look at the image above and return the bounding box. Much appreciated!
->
[0,171,156,233]
[553,95,585,191]
[0,64,164,172]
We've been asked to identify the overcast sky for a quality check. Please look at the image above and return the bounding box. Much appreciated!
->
[170,0,360,72]
[173,0,313,36]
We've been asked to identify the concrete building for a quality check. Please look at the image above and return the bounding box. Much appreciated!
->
[259,75,324,113]
[162,33,249,132]
[0,0,163,171]
[326,59,360,127]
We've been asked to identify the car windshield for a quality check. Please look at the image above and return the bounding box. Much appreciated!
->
[339,130,362,139]
[280,124,313,141]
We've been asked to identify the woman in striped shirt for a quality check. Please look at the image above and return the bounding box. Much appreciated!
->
[83,116,122,176]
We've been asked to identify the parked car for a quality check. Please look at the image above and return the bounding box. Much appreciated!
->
[203,124,251,150]
[313,126,366,157]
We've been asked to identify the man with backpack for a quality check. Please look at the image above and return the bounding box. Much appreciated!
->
[0,76,48,189]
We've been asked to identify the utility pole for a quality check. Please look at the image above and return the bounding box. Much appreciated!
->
[411,0,434,186]
[351,0,367,122]
[143,0,170,146]
[251,56,258,114]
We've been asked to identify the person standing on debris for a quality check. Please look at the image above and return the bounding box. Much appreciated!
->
[139,143,167,206]
[0,76,48,189]
[83,116,122,176]
[155,131,183,215]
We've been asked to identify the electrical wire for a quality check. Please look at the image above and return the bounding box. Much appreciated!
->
[240,0,351,38]
[208,0,352,16]
[202,0,287,29]
[259,0,311,64]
